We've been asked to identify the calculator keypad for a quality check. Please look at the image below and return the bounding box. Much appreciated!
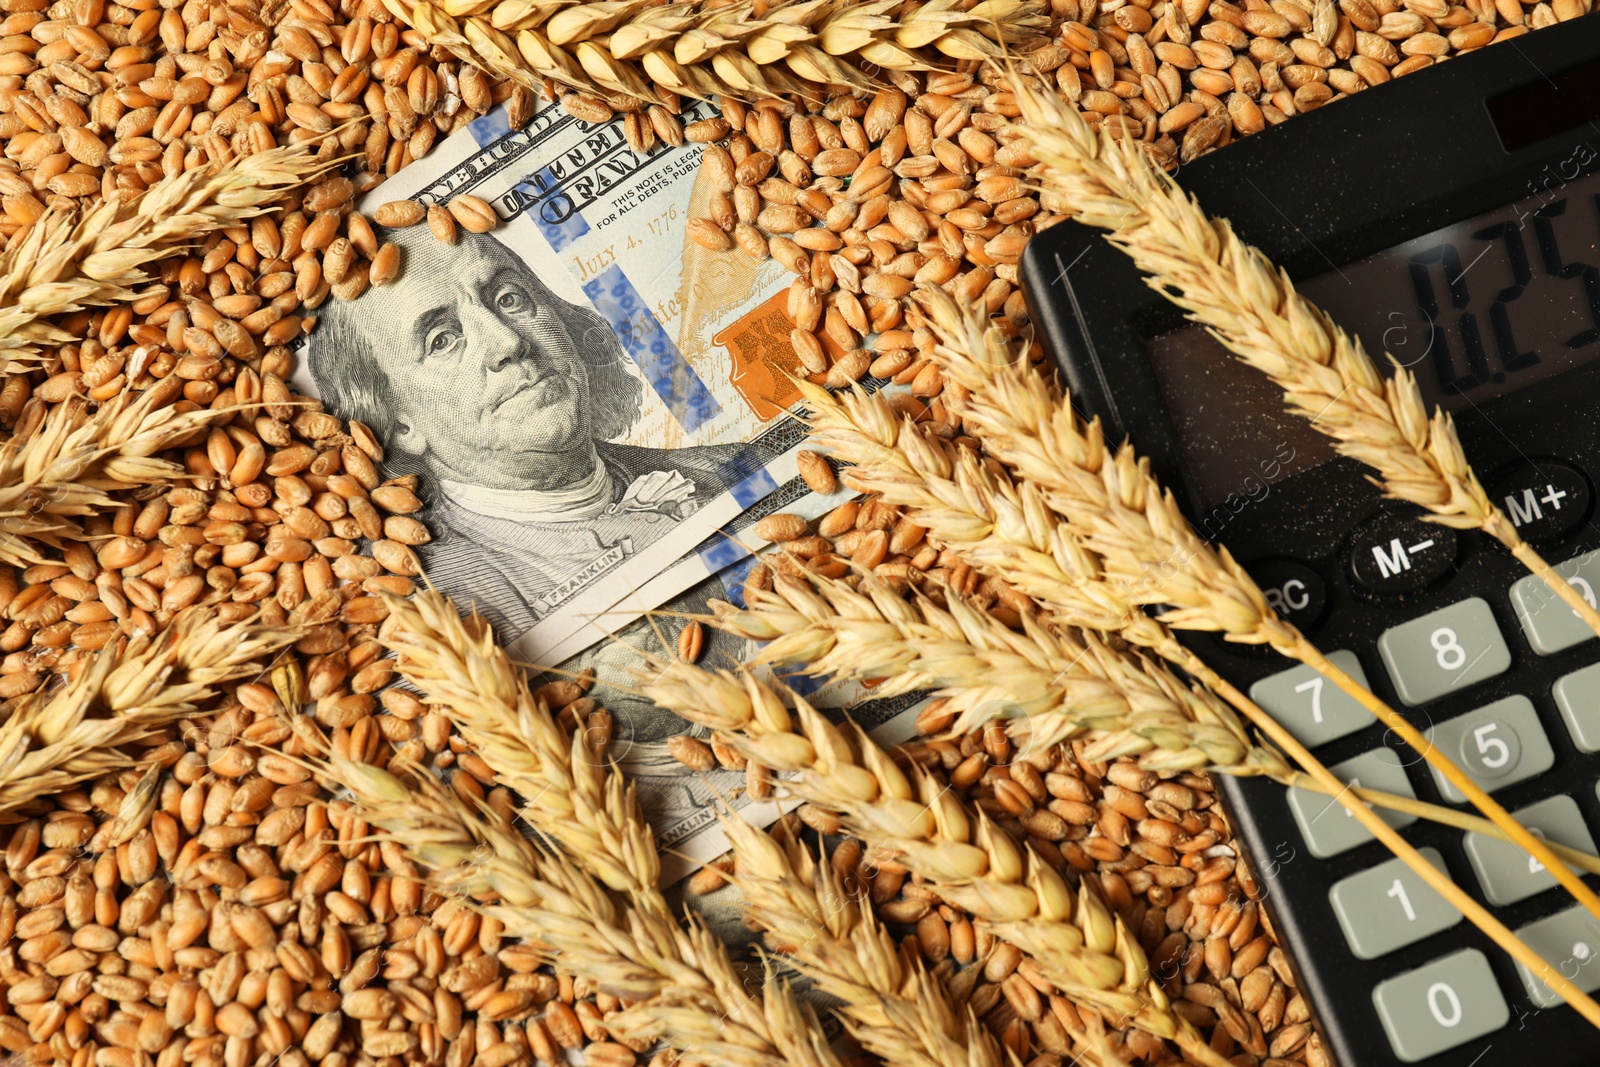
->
[1461,796,1597,905]
[1553,663,1600,751]
[1512,905,1600,1009]
[1377,597,1512,705]
[1278,579,1598,1063]
[1371,950,1510,1063]
[1507,548,1600,655]
[1328,848,1461,959]
[1248,651,1372,748]
[1286,747,1418,858]
[1423,695,1554,802]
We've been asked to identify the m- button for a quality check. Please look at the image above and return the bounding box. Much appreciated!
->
[1350,510,1459,595]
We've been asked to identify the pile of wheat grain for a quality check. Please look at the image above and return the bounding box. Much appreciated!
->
[3,0,1593,1064]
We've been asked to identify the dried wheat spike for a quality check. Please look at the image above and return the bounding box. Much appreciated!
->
[380,591,662,906]
[1008,73,1600,640]
[0,144,327,363]
[796,374,1600,865]
[386,0,1048,105]
[0,385,237,565]
[0,607,301,815]
[722,813,1009,1067]
[709,567,1266,773]
[798,376,1174,647]
[637,659,1234,1067]
[337,759,843,1067]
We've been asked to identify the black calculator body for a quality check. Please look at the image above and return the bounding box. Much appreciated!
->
[1019,18,1600,1067]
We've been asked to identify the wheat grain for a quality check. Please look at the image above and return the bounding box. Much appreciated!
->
[338,757,843,1067]
[385,0,1048,105]
[1007,72,1600,642]
[0,145,328,362]
[636,658,1234,1067]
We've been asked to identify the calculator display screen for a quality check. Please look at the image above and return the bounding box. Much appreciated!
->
[1148,161,1600,512]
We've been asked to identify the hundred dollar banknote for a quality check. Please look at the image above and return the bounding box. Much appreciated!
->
[294,94,881,667]
[292,96,923,873]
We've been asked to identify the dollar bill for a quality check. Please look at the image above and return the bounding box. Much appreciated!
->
[292,95,921,878]
[293,95,872,665]
[535,467,856,667]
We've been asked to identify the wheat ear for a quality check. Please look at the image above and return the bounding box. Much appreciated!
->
[713,567,1264,773]
[796,374,1600,1025]
[721,566,1600,873]
[922,274,1600,929]
[375,590,842,1066]
[380,590,661,907]
[718,812,1009,1067]
[636,659,1234,1067]
[1008,73,1600,642]
[0,144,326,362]
[0,384,234,566]
[334,758,842,1067]
[385,0,1048,105]
[0,607,300,816]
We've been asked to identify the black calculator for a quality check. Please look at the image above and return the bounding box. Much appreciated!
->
[1019,18,1600,1067]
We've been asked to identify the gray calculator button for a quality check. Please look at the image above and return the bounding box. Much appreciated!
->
[1509,548,1600,655]
[1287,748,1417,858]
[1329,848,1460,959]
[1248,651,1372,748]
[1512,904,1600,1008]
[1372,950,1509,1062]
[1462,795,1597,905]
[1554,664,1600,751]
[1424,696,1554,803]
[1378,597,1511,706]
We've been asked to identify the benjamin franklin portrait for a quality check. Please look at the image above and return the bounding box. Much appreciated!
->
[308,224,774,640]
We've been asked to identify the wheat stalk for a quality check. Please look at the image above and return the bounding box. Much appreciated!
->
[0,387,233,565]
[1007,73,1600,642]
[0,607,300,816]
[636,659,1234,1067]
[385,0,1048,105]
[334,758,841,1067]
[719,812,1010,1067]
[376,590,843,1066]
[914,287,1600,1028]
[711,567,1264,773]
[0,144,327,362]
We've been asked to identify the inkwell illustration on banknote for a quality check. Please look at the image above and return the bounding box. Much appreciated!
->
[297,96,928,883]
